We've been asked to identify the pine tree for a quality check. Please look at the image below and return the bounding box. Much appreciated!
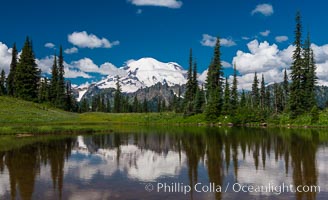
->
[240,89,246,108]
[222,77,231,115]
[192,61,198,97]
[57,46,66,108]
[265,87,271,111]
[38,77,49,102]
[273,83,283,113]
[260,74,265,110]
[106,99,111,113]
[193,85,205,114]
[7,43,17,96]
[289,12,304,117]
[15,37,40,101]
[205,36,224,120]
[133,96,139,112]
[80,99,89,113]
[307,48,317,107]
[283,68,289,110]
[143,98,148,113]
[230,64,238,113]
[114,76,122,113]
[184,48,195,114]
[0,69,6,95]
[50,55,58,103]
[251,72,259,108]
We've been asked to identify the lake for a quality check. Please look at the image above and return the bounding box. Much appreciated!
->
[0,126,327,200]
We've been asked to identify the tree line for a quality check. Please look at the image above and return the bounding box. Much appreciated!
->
[181,11,318,122]
[0,37,77,111]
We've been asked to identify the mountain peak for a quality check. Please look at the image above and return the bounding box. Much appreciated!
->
[94,57,187,93]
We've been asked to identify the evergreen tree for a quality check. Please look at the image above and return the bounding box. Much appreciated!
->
[283,68,289,110]
[133,96,139,112]
[114,76,122,113]
[230,64,238,112]
[143,98,148,113]
[251,72,259,108]
[7,43,17,96]
[260,74,265,110]
[205,36,224,120]
[194,85,205,114]
[80,99,89,113]
[50,55,58,103]
[240,89,246,108]
[106,99,111,113]
[289,12,304,117]
[192,61,198,97]
[265,87,271,111]
[184,49,195,114]
[307,48,317,107]
[222,77,231,115]
[57,46,66,108]
[38,77,49,102]
[0,69,6,95]
[15,37,40,101]
[273,83,283,113]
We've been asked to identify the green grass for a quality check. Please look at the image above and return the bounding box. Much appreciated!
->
[1,96,328,135]
[0,96,77,123]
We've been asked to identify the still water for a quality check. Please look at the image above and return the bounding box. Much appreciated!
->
[0,127,327,200]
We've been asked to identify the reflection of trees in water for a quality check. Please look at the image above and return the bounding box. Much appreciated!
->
[2,137,75,200]
[0,128,322,200]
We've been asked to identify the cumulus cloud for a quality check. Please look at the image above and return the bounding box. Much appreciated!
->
[242,36,250,40]
[232,40,293,89]
[232,39,328,89]
[275,36,289,43]
[44,42,55,48]
[37,56,92,78]
[68,31,119,49]
[251,3,274,16]
[201,34,236,47]
[0,42,13,73]
[71,58,123,75]
[64,47,78,54]
[260,30,270,37]
[128,0,183,9]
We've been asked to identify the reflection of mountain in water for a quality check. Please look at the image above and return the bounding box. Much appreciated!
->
[0,128,326,200]
[70,136,187,181]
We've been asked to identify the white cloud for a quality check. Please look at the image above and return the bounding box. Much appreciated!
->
[275,36,289,43]
[222,61,232,68]
[64,47,79,54]
[128,0,182,8]
[242,36,250,40]
[220,38,237,47]
[260,30,270,37]
[251,3,274,16]
[232,40,292,89]
[68,31,119,49]
[37,56,92,78]
[232,39,328,89]
[44,42,55,48]
[71,58,123,75]
[201,34,236,47]
[0,42,12,74]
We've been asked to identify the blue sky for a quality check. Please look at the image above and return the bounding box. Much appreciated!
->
[1,0,328,88]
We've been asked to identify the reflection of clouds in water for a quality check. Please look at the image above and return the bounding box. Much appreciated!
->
[317,148,328,191]
[66,141,187,182]
[234,147,293,196]
[0,168,10,196]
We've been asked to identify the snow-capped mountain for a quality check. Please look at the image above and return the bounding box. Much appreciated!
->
[95,57,187,93]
